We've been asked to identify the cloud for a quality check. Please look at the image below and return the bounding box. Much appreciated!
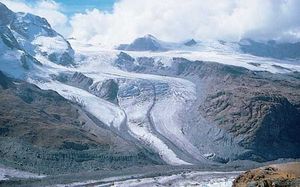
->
[1,0,299,45]
[0,0,69,36]
[69,0,300,45]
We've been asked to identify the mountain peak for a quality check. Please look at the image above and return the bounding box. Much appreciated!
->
[184,39,197,46]
[0,2,75,69]
[17,12,51,29]
[143,34,157,40]
[117,34,165,51]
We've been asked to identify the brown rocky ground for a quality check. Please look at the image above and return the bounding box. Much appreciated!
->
[233,162,300,187]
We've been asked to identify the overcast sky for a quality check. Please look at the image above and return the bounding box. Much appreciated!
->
[1,0,300,46]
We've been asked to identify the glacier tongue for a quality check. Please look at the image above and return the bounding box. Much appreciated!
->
[31,80,126,130]
[117,79,191,165]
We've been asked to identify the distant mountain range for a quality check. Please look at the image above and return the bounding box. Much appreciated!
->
[117,34,300,60]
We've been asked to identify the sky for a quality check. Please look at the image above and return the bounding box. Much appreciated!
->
[52,0,116,15]
[16,0,116,15]
[1,0,300,46]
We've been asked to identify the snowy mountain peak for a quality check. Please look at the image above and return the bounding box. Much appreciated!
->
[17,12,51,28]
[11,12,56,40]
[117,34,166,51]
[143,34,159,41]
[184,39,197,46]
[0,2,76,80]
[0,2,74,73]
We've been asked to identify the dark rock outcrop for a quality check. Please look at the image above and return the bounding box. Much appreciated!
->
[56,72,119,104]
[115,52,136,71]
[90,79,119,104]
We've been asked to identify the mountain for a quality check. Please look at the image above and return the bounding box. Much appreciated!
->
[0,71,162,175]
[0,2,300,184]
[239,39,300,59]
[184,39,197,46]
[117,34,166,51]
[116,35,198,51]
[0,2,74,79]
[117,35,300,61]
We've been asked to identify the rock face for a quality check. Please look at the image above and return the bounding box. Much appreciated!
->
[90,79,119,104]
[239,39,300,59]
[177,58,300,161]
[0,2,74,67]
[56,72,119,104]
[192,63,300,161]
[233,162,300,187]
[0,71,162,175]
[117,35,166,51]
[115,52,136,71]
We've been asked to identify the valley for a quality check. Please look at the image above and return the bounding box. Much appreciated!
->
[0,2,300,186]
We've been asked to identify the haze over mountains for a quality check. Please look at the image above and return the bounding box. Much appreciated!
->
[0,2,299,186]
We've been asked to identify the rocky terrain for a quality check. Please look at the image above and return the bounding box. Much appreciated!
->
[233,162,300,187]
[179,58,300,162]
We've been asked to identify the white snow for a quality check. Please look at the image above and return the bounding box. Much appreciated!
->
[0,166,45,181]
[32,36,70,55]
